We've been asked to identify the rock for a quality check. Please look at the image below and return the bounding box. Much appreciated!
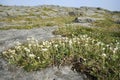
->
[115,20,120,24]
[0,22,5,27]
[74,17,105,23]
[0,26,60,52]
[0,59,84,80]
[69,11,84,16]
[74,17,95,23]
[112,15,120,24]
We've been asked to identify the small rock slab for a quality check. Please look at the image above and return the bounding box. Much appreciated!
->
[74,17,104,23]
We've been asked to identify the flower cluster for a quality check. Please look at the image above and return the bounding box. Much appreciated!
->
[1,35,120,78]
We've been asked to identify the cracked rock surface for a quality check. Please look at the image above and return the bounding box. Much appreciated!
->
[0,26,59,52]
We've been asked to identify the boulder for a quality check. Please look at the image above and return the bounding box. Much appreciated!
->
[74,17,95,23]
[115,20,120,24]
[69,11,84,16]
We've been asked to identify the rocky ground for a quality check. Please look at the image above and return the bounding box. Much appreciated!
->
[0,5,119,80]
[0,60,85,80]
[0,26,59,52]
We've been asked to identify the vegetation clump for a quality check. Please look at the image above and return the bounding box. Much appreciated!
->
[52,21,120,80]
[1,35,120,80]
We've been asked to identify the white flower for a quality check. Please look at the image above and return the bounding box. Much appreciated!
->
[2,51,7,54]
[101,43,104,46]
[83,35,87,38]
[10,55,13,58]
[102,48,105,51]
[117,42,119,45]
[62,43,65,47]
[102,53,107,57]
[37,57,40,59]
[116,40,118,42]
[113,50,116,54]
[42,48,48,52]
[106,45,110,47]
[97,42,100,45]
[33,44,39,47]
[43,41,46,45]
[77,41,81,44]
[85,43,88,46]
[8,49,15,54]
[15,45,21,50]
[39,45,44,48]
[113,47,118,53]
[96,42,101,46]
[110,47,113,51]
[114,47,118,51]
[73,38,76,42]
[29,54,35,58]
[24,47,30,52]
[86,37,90,42]
[69,39,72,46]
[92,39,95,44]
[64,37,69,42]
[54,44,58,48]
[28,44,32,47]
[46,45,50,48]
[11,50,15,54]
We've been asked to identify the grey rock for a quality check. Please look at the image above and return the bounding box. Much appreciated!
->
[0,22,6,28]
[74,17,104,23]
[0,61,84,80]
[74,17,95,23]
[69,11,84,16]
[0,26,60,52]
[115,20,120,24]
